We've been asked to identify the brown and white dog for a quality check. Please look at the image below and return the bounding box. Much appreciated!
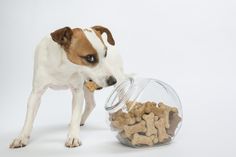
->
[10,26,126,148]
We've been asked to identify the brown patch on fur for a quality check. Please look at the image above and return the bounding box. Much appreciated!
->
[92,26,115,45]
[51,27,99,66]
[66,28,98,66]
[50,27,73,50]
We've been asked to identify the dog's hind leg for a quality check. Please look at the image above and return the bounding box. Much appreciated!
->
[9,86,47,148]
[80,86,96,126]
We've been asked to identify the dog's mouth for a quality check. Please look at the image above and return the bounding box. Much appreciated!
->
[87,79,103,90]
[96,87,103,90]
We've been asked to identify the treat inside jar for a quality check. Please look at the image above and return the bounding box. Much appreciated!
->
[109,101,182,147]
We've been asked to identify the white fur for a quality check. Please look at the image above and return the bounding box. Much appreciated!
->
[10,28,125,148]
[83,28,106,56]
[82,29,126,85]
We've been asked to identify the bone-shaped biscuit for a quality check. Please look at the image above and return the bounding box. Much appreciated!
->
[119,130,132,139]
[131,133,155,146]
[111,110,136,129]
[111,116,136,129]
[126,101,145,117]
[136,116,142,122]
[144,102,165,117]
[154,116,159,121]
[144,101,156,113]
[158,102,178,128]
[126,101,137,110]
[126,101,143,110]
[84,81,99,92]
[154,118,170,142]
[153,134,159,144]
[133,105,146,117]
[167,112,182,136]
[110,110,122,121]
[124,120,146,137]
[142,112,157,136]
[111,120,123,130]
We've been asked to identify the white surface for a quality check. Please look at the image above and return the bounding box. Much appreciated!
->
[0,0,236,156]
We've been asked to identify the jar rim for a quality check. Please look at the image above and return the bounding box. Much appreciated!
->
[104,77,134,113]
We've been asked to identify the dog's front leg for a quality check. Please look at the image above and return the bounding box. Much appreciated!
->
[80,86,96,126]
[10,88,46,148]
[65,88,84,148]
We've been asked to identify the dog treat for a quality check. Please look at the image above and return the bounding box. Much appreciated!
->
[124,120,146,137]
[153,134,159,144]
[84,81,99,92]
[154,118,170,142]
[110,109,123,121]
[142,113,157,136]
[167,112,182,136]
[109,101,181,147]
[128,103,146,117]
[126,101,136,110]
[119,131,131,140]
[144,101,156,113]
[111,112,136,129]
[111,120,124,130]
[136,116,142,122]
[158,102,178,128]
[131,133,155,146]
[134,105,146,117]
[144,101,166,116]
[154,116,159,121]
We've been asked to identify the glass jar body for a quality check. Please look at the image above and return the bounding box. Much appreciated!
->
[105,77,183,147]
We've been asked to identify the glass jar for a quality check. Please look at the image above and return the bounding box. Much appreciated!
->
[105,77,183,147]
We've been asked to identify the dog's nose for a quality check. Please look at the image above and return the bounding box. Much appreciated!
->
[106,76,117,86]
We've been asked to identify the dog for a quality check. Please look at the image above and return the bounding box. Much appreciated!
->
[10,26,126,148]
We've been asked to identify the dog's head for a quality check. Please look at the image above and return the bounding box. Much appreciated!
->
[50,26,117,88]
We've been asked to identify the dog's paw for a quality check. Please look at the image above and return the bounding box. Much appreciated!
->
[65,138,81,148]
[9,137,29,149]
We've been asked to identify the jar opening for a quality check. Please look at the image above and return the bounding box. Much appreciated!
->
[105,77,134,113]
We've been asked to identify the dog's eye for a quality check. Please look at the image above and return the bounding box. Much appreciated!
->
[84,55,96,63]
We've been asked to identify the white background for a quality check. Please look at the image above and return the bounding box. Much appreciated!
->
[1,0,236,157]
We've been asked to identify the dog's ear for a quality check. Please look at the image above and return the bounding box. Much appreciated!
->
[92,26,115,45]
[50,27,73,49]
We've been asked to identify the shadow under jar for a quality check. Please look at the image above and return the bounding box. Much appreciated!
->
[105,77,183,147]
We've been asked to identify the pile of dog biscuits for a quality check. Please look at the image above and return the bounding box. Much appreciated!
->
[109,101,181,147]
